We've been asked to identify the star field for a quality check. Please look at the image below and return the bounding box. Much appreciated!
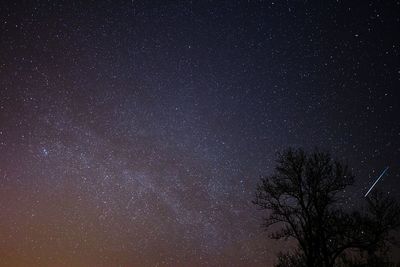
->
[0,1,399,266]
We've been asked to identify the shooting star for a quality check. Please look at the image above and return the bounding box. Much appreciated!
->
[364,166,389,197]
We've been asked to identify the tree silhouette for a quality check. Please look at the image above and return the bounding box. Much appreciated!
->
[344,191,400,266]
[253,148,400,267]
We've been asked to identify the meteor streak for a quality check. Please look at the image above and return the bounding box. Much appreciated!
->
[364,166,389,197]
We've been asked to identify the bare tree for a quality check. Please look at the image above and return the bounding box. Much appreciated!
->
[253,148,400,267]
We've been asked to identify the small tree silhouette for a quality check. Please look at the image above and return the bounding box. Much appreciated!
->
[253,148,400,267]
[345,191,400,266]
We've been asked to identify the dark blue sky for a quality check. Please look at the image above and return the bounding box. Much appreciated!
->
[0,1,399,266]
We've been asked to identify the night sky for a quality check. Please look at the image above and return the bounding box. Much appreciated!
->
[0,1,399,266]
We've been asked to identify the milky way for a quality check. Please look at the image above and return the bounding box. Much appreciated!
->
[0,1,399,266]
